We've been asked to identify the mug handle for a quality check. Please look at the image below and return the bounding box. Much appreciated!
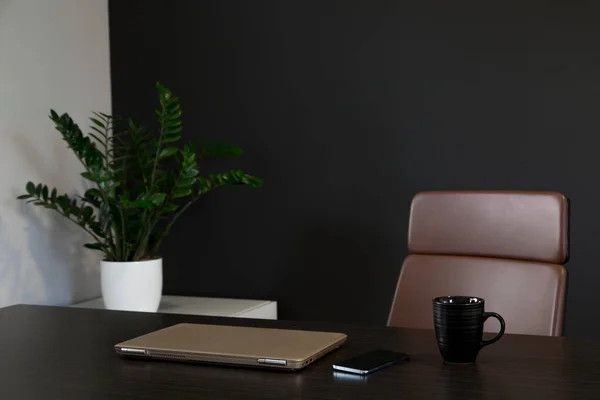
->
[480,312,506,348]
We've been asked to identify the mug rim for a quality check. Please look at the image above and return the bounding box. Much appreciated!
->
[433,296,485,306]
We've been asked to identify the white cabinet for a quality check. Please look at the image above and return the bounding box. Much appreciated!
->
[71,296,278,320]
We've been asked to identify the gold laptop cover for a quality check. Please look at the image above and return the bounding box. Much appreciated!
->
[115,323,347,370]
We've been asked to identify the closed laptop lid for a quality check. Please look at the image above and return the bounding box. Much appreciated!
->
[116,323,347,362]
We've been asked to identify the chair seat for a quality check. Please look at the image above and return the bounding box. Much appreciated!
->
[388,254,566,336]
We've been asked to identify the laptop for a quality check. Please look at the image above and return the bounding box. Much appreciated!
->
[115,323,347,371]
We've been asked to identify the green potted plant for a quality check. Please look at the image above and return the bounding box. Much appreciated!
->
[17,83,262,312]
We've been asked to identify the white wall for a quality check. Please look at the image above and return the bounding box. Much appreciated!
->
[0,0,111,306]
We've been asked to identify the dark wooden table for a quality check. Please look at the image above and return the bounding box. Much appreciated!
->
[1,305,599,399]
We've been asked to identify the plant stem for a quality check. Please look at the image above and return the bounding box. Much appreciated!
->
[148,200,193,256]
[72,148,118,258]
[102,117,111,170]
[118,207,127,260]
[149,123,165,192]
[129,127,149,188]
[149,183,229,255]
[132,212,159,261]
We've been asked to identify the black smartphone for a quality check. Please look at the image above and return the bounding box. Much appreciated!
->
[332,350,410,375]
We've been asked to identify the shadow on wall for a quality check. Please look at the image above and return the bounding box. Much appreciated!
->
[0,132,101,307]
[3,205,75,305]
[19,204,98,305]
[0,213,25,304]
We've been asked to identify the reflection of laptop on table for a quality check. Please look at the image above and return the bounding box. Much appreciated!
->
[115,323,347,371]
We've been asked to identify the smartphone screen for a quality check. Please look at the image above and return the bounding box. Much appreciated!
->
[332,350,410,375]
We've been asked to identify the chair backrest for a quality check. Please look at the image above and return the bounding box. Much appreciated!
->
[388,191,569,336]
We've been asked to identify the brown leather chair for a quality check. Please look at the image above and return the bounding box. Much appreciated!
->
[388,191,569,336]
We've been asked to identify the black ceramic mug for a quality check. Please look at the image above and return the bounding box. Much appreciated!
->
[433,296,505,364]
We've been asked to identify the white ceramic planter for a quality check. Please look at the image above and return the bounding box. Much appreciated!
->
[101,258,163,312]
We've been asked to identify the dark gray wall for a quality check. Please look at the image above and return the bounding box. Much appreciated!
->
[109,0,600,337]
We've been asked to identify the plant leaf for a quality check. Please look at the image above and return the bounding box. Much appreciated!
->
[158,147,178,159]
[178,177,196,186]
[148,193,166,205]
[162,135,181,143]
[165,120,182,128]
[95,111,112,120]
[88,129,106,144]
[167,110,182,119]
[171,188,192,198]
[81,172,97,181]
[84,243,104,250]
[89,117,105,129]
[81,171,112,182]
[165,126,182,134]
[82,206,94,220]
[163,203,178,212]
[26,182,35,195]
[84,188,102,198]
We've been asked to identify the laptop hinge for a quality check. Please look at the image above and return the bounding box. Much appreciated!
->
[257,358,287,366]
